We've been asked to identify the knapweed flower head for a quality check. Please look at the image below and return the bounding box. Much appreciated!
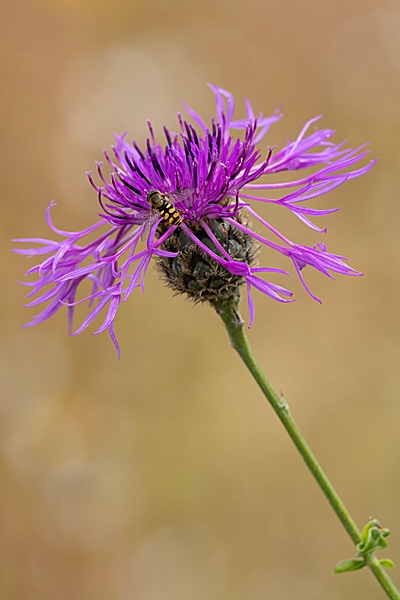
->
[15,84,375,357]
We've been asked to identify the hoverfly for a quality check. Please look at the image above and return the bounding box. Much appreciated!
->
[142,188,193,241]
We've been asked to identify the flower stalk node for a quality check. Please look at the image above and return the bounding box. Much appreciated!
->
[335,519,395,575]
[357,520,391,556]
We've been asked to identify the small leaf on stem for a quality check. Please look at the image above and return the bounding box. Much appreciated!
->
[334,558,366,574]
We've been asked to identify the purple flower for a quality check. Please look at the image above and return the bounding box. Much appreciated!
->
[14,84,375,357]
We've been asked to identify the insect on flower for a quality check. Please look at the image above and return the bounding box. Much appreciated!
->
[142,188,193,241]
[14,84,376,357]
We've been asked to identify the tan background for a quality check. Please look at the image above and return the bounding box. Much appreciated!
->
[2,0,400,598]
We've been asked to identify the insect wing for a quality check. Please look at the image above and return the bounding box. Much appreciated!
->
[141,211,160,242]
[167,187,194,205]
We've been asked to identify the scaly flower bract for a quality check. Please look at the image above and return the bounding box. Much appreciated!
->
[14,84,375,356]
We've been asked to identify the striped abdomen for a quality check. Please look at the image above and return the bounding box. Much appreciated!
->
[157,200,182,226]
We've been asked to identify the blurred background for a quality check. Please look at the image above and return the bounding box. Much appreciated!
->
[2,0,400,598]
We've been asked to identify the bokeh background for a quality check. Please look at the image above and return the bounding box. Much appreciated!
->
[2,0,400,598]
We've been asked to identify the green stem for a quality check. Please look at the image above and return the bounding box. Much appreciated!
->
[216,300,400,600]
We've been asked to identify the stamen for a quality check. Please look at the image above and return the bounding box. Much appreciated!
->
[118,176,141,196]
[163,126,172,147]
[133,141,145,160]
